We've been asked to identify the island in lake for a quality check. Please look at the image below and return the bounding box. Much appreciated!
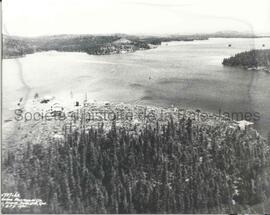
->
[222,49,270,72]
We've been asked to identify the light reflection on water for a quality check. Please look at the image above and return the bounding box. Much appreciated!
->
[3,37,270,137]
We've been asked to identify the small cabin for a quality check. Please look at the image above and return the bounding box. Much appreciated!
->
[236,120,254,130]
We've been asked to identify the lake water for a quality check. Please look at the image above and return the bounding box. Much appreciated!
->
[3,38,270,137]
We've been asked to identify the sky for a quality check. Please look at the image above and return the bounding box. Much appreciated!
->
[2,0,270,37]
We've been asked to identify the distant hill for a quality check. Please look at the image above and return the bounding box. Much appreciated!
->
[2,34,209,58]
[3,33,268,59]
[213,30,257,38]
[2,35,35,57]
[2,34,150,58]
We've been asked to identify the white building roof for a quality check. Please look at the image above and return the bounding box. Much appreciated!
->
[236,120,254,130]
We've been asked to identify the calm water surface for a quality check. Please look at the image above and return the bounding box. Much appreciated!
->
[3,38,270,137]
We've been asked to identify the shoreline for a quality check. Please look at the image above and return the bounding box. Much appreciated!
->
[2,98,269,213]
[4,36,270,60]
[222,49,270,72]
[4,96,265,143]
[3,97,267,165]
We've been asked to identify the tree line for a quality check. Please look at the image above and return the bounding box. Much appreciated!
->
[3,117,270,213]
[223,49,270,68]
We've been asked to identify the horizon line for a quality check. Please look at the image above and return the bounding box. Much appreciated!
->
[4,31,270,39]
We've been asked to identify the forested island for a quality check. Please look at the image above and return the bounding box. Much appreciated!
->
[222,49,270,72]
[2,102,270,213]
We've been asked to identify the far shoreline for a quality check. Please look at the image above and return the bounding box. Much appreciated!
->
[4,33,270,59]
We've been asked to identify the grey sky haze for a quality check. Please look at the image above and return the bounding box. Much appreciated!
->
[2,0,270,36]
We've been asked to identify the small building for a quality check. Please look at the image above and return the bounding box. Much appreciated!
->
[236,120,254,130]
[113,38,132,44]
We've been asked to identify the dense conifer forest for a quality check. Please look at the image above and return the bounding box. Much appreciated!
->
[2,114,270,213]
[223,49,270,69]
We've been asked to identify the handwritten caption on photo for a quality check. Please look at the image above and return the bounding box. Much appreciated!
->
[1,192,46,209]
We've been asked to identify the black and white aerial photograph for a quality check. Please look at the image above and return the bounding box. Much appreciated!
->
[1,0,270,213]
